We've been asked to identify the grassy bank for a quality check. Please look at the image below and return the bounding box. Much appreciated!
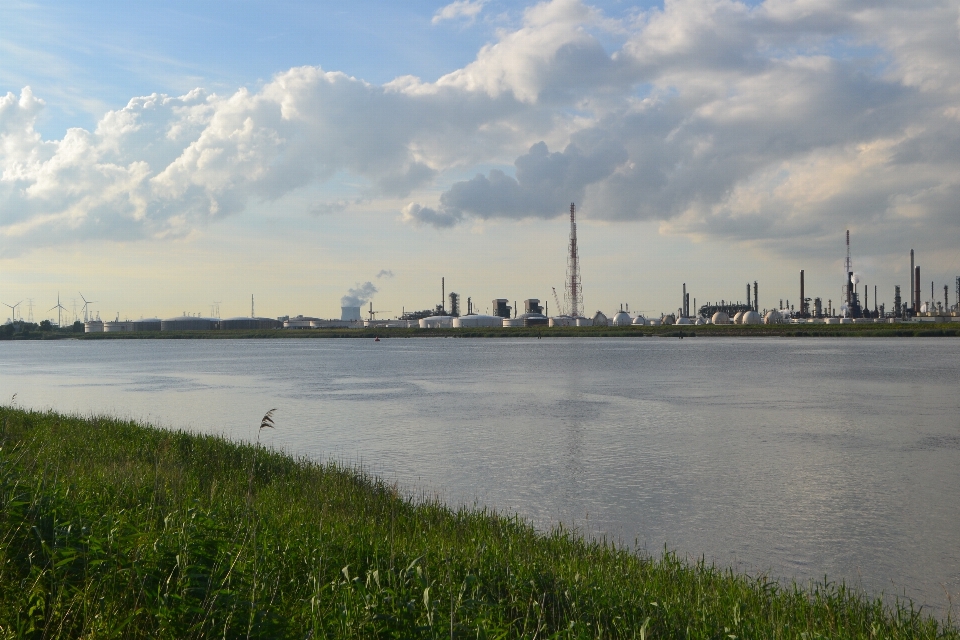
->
[66,322,960,340]
[0,407,955,638]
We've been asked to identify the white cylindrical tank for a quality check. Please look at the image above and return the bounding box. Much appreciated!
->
[419,316,454,328]
[612,311,632,326]
[549,316,575,327]
[840,317,853,324]
[84,320,104,333]
[742,310,762,325]
[502,318,524,328]
[632,315,646,326]
[647,318,661,326]
[574,317,593,327]
[825,317,840,324]
[712,312,730,325]
[453,315,502,328]
[763,310,782,324]
[103,321,134,332]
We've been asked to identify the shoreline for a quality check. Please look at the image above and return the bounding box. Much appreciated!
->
[4,322,960,340]
[1,406,956,636]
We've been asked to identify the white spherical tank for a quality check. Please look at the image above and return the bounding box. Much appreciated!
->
[742,310,762,324]
[676,316,694,325]
[763,310,782,324]
[612,311,632,326]
[712,312,730,324]
[661,314,676,325]
[632,315,646,326]
[732,311,744,324]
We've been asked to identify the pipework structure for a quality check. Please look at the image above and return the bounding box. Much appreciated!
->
[564,203,583,318]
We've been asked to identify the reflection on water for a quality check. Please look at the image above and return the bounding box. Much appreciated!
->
[1,337,958,615]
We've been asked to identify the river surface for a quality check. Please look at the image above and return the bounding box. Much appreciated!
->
[1,337,958,616]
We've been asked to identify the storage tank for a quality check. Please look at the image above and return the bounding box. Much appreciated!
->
[676,316,694,325]
[220,317,282,330]
[103,321,134,332]
[632,315,646,326]
[161,316,218,331]
[453,315,502,328]
[732,311,744,324]
[763,310,782,324]
[519,313,548,327]
[647,318,661,326]
[574,316,593,327]
[662,314,676,325]
[742,310,762,325]
[419,316,454,328]
[592,311,608,326]
[132,319,161,332]
[612,311,632,326]
[549,316,575,327]
[712,312,730,324]
[84,320,104,333]
[501,318,524,328]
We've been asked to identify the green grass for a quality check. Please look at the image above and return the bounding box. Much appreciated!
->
[0,407,956,638]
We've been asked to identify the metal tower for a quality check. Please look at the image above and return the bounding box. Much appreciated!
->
[564,203,582,318]
[844,230,853,307]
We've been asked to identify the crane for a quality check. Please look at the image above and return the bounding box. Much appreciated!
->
[552,287,564,317]
[367,302,391,322]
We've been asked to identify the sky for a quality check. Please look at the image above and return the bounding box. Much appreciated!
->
[2,0,959,323]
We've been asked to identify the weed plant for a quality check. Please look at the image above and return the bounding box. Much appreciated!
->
[0,407,955,638]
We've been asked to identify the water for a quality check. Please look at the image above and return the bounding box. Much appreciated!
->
[2,337,958,616]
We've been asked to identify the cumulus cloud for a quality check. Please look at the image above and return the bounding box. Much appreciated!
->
[432,0,486,25]
[340,281,378,308]
[3,0,960,260]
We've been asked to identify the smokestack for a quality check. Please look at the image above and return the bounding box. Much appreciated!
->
[910,249,915,312]
[875,285,878,314]
[754,281,758,312]
[442,277,445,313]
[683,283,687,317]
[915,266,921,313]
[864,285,868,314]
[800,270,805,316]
[746,283,751,309]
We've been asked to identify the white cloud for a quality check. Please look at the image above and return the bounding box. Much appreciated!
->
[432,0,486,25]
[2,0,960,262]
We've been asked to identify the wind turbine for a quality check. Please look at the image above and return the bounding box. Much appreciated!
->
[2,301,22,322]
[79,292,96,322]
[49,293,67,328]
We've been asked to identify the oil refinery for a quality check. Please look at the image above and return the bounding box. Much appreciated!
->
[3,204,959,334]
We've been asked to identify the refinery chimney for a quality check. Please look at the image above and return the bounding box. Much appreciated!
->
[910,249,917,313]
[800,270,805,316]
[753,281,758,312]
[915,266,921,313]
[564,203,582,318]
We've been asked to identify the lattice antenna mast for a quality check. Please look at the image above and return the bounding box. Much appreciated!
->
[564,203,583,318]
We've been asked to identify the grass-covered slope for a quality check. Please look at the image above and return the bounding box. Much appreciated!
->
[0,407,955,638]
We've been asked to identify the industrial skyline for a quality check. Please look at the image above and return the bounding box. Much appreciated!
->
[3,1,960,319]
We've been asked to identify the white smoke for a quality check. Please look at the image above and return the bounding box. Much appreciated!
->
[852,273,861,285]
[341,282,378,308]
